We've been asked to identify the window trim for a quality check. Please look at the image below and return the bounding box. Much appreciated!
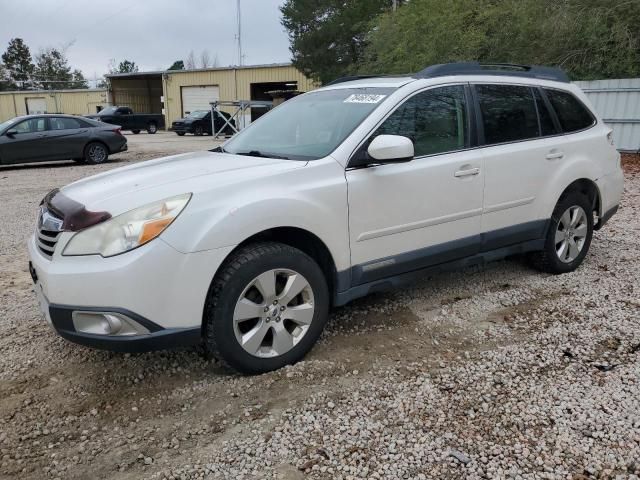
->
[542,86,597,135]
[346,82,474,169]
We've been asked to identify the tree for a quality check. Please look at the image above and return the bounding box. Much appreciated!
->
[357,0,640,80]
[1,38,34,89]
[33,47,73,89]
[0,62,12,91]
[280,0,396,84]
[71,69,88,89]
[200,50,211,68]
[185,50,196,70]
[168,60,184,70]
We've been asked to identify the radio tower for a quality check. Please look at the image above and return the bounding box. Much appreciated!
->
[236,0,243,66]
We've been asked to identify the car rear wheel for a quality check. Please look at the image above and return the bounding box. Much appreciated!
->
[83,142,109,164]
[203,242,329,374]
[194,125,204,136]
[531,191,593,274]
[176,132,186,136]
[147,122,158,134]
[131,129,141,134]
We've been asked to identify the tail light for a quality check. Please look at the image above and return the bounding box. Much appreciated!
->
[112,128,123,137]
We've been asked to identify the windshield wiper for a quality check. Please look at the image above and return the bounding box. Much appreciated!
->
[235,150,290,160]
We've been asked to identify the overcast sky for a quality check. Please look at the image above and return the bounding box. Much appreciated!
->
[0,0,291,85]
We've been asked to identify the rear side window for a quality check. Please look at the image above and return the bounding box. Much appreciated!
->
[375,85,468,156]
[50,117,82,130]
[476,85,539,144]
[544,89,594,132]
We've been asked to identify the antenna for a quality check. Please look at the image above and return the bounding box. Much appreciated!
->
[236,0,243,66]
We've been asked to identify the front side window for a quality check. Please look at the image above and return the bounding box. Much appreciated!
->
[50,117,82,130]
[544,89,594,133]
[373,85,468,157]
[476,84,539,144]
[14,118,46,134]
[223,87,394,160]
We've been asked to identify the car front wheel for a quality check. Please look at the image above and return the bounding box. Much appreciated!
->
[203,242,329,374]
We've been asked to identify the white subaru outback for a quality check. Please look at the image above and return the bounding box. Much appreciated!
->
[28,63,623,373]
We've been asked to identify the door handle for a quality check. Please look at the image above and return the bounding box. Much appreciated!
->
[545,151,564,160]
[454,167,480,178]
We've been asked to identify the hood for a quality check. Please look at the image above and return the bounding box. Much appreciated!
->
[61,151,304,212]
[173,117,195,123]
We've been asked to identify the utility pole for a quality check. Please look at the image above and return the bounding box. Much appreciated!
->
[236,0,243,66]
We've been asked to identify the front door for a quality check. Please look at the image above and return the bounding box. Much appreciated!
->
[0,117,48,164]
[346,84,484,286]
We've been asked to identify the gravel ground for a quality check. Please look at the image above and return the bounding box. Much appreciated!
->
[0,141,638,480]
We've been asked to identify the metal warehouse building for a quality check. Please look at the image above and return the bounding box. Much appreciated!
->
[0,89,108,122]
[106,63,317,127]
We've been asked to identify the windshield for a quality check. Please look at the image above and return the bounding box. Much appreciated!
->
[0,118,18,133]
[187,110,208,119]
[98,107,117,116]
[223,87,394,160]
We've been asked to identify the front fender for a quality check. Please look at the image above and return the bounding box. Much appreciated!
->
[160,158,351,272]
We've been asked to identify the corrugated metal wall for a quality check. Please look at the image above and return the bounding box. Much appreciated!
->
[0,89,108,122]
[574,78,640,152]
[110,78,163,114]
[163,64,318,124]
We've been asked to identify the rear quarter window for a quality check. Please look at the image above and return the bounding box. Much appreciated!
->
[544,89,595,132]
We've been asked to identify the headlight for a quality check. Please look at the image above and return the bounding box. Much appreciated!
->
[63,194,191,257]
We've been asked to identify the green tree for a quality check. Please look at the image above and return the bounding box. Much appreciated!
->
[71,69,89,89]
[357,0,640,80]
[280,0,396,84]
[33,47,73,89]
[0,62,12,91]
[168,60,184,70]
[115,59,138,74]
[1,38,34,89]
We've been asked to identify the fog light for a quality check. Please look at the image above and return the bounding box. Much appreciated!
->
[72,311,151,336]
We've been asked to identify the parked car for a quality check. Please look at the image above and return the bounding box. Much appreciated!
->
[171,110,236,136]
[86,106,165,134]
[0,114,127,166]
[28,63,623,374]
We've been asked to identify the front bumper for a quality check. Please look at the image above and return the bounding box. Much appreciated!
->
[28,233,235,352]
[171,124,195,133]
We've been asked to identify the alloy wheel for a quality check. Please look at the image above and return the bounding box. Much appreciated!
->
[232,269,315,358]
[89,144,106,163]
[555,205,588,263]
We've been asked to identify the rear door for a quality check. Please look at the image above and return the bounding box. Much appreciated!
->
[0,117,48,164]
[47,117,90,159]
[346,84,484,285]
[474,83,566,249]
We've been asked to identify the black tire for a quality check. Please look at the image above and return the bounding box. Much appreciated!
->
[530,191,594,274]
[203,242,329,374]
[131,129,141,134]
[147,122,158,134]
[194,125,204,136]
[83,142,109,164]
[176,132,186,136]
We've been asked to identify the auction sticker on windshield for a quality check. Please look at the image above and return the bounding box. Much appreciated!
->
[344,94,387,104]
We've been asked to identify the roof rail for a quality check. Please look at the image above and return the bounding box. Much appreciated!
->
[414,62,570,83]
[324,75,379,86]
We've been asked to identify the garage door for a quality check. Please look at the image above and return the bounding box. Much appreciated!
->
[181,86,219,116]
[26,97,47,114]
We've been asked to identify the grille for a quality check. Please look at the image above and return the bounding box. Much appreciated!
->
[36,208,64,258]
[37,229,61,258]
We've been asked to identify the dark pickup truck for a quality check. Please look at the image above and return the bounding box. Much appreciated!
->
[86,106,165,134]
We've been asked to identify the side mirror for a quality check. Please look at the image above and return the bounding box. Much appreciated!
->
[5,129,18,137]
[367,134,414,163]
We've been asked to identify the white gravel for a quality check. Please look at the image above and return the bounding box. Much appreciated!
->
[0,143,638,480]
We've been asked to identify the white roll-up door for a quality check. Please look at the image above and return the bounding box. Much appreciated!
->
[26,97,47,114]
[181,86,220,116]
